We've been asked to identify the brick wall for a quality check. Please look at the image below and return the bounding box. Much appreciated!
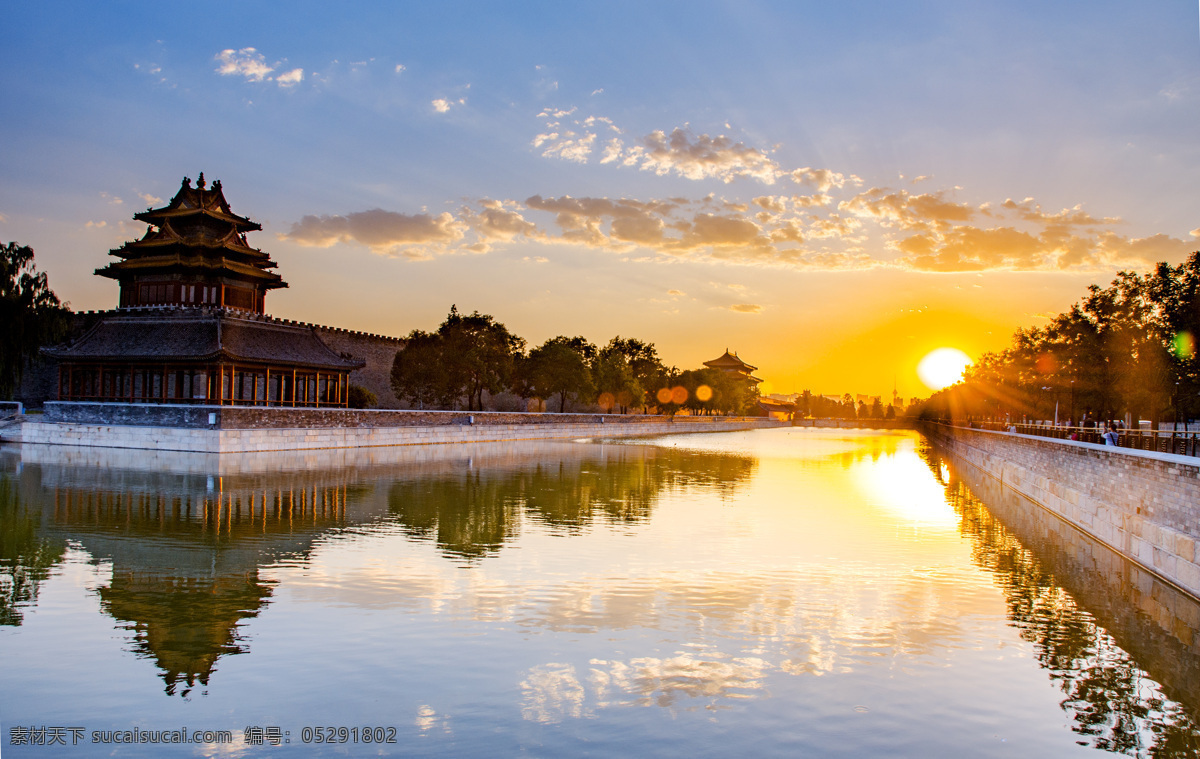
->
[311,326,404,408]
[923,422,1200,600]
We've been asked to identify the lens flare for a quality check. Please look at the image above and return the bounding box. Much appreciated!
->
[1035,353,1057,374]
[671,386,688,404]
[696,385,713,402]
[1173,331,1195,360]
[656,387,673,405]
[917,348,973,391]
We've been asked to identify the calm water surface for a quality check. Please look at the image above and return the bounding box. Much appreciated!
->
[2,428,1199,757]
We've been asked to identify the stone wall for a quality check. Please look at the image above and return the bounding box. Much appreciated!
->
[935,445,1200,706]
[311,325,404,408]
[41,402,759,430]
[14,416,781,453]
[922,422,1200,600]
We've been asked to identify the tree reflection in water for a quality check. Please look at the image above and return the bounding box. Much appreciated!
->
[388,445,755,560]
[0,476,65,626]
[923,443,1200,757]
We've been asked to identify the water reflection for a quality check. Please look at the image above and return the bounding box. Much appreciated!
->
[3,432,1200,757]
[2,447,354,696]
[924,441,1200,756]
[0,441,756,696]
[388,446,755,559]
[0,476,65,625]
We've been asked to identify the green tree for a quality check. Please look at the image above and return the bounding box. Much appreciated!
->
[1,242,72,400]
[921,253,1200,427]
[390,306,525,411]
[439,306,525,411]
[525,336,595,412]
[347,384,378,409]
[602,337,667,411]
[391,330,455,409]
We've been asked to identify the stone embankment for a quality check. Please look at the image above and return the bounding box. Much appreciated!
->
[922,422,1200,601]
[6,401,782,453]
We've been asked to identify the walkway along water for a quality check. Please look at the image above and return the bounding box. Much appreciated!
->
[922,421,1200,601]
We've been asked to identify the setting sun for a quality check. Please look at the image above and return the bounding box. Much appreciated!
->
[917,348,973,391]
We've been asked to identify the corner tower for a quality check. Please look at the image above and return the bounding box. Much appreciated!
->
[96,173,285,313]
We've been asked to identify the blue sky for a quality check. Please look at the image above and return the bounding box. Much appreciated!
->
[3,2,1198,397]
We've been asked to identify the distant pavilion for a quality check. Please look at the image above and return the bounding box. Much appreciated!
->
[703,350,763,386]
[46,174,363,406]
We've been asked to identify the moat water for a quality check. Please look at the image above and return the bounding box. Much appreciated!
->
[2,428,1199,757]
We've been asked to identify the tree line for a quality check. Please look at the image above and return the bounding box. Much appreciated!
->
[1,242,72,400]
[389,306,760,415]
[790,391,898,420]
[920,251,1200,428]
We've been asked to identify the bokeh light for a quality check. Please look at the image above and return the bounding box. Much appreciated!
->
[1173,331,1195,360]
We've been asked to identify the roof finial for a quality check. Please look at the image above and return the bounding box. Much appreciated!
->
[212,179,221,191]
[182,176,192,188]
[197,172,206,189]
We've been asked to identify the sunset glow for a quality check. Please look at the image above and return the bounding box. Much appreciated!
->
[2,3,1197,399]
[917,348,973,391]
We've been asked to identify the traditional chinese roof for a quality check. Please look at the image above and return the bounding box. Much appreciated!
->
[96,174,286,291]
[44,308,364,371]
[703,350,758,372]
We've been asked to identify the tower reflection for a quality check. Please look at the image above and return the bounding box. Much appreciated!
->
[1,441,755,693]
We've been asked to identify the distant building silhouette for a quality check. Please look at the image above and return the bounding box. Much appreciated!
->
[703,350,763,386]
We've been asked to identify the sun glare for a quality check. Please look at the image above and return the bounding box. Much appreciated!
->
[917,348,972,391]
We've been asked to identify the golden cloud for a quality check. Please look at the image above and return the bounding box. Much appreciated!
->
[281,209,466,256]
[634,128,781,184]
[840,188,975,231]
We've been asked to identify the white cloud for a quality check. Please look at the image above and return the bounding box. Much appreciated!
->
[394,64,406,74]
[215,48,274,82]
[276,68,303,87]
[432,97,466,113]
[214,48,303,88]
[541,132,596,162]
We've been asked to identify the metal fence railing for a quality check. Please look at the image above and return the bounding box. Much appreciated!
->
[947,420,1200,458]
